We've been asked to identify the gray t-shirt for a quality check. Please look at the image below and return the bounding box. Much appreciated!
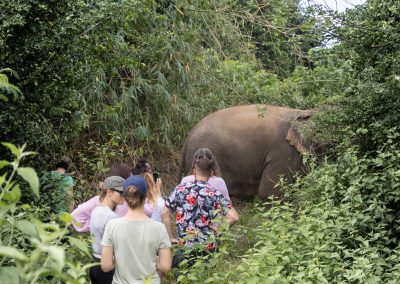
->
[102,218,171,284]
[90,206,119,258]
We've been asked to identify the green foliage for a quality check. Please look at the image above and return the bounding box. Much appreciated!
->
[332,0,400,149]
[1,0,332,172]
[4,0,400,282]
[0,69,22,102]
[235,0,323,78]
[174,128,400,283]
[0,143,91,283]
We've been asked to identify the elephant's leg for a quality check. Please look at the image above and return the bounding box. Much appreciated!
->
[258,159,299,200]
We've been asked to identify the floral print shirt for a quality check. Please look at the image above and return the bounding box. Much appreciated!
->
[166,180,233,250]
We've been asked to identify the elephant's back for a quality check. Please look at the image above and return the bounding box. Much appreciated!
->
[183,104,298,171]
[190,104,297,137]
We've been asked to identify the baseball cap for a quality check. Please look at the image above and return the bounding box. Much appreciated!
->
[103,176,125,192]
[123,175,147,194]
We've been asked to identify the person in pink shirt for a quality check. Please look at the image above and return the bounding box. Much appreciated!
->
[180,148,231,202]
[71,163,153,232]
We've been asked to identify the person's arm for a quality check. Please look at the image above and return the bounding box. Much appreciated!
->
[101,245,115,272]
[64,176,75,212]
[157,247,172,273]
[161,207,177,243]
[156,178,163,194]
[225,207,239,226]
[67,187,74,212]
[214,177,231,202]
[216,192,238,227]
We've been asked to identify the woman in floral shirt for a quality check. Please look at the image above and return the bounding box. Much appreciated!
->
[163,148,239,266]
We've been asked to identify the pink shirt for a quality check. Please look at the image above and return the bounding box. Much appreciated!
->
[180,175,231,202]
[71,196,152,232]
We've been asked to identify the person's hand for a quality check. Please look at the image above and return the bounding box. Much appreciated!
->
[170,238,178,245]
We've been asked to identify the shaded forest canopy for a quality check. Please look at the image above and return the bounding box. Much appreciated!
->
[1,0,400,282]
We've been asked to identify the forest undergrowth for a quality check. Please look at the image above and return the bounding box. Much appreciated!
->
[2,0,400,282]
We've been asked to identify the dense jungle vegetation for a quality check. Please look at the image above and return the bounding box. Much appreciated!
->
[1,0,400,282]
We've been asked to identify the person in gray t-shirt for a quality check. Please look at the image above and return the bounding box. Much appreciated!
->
[89,176,125,284]
[101,175,172,284]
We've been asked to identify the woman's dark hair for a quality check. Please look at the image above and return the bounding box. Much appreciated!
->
[132,158,150,175]
[108,163,130,179]
[190,148,221,176]
[124,186,146,209]
[54,160,69,172]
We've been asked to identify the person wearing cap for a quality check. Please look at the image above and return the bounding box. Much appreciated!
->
[89,176,125,284]
[71,164,131,233]
[101,175,172,284]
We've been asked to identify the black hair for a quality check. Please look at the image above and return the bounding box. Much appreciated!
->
[54,160,69,172]
[109,163,131,179]
[132,158,150,175]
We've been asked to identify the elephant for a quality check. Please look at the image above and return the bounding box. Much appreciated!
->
[179,104,320,199]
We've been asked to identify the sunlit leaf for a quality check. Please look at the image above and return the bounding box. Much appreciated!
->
[68,237,91,256]
[15,220,38,238]
[0,161,9,170]
[60,212,73,224]
[1,143,19,157]
[0,173,7,186]
[0,246,27,261]
[3,186,21,203]
[45,246,65,270]
[17,167,39,198]
[0,267,19,284]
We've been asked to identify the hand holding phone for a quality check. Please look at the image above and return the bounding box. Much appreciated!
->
[153,171,160,182]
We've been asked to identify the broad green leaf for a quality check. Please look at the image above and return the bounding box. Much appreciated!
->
[17,167,39,198]
[46,246,65,270]
[0,160,9,170]
[0,94,9,102]
[68,237,90,256]
[0,202,13,217]
[15,220,38,238]
[0,173,7,186]
[0,267,19,284]
[60,212,73,224]
[1,142,19,157]
[20,204,31,210]
[3,186,21,203]
[0,246,27,261]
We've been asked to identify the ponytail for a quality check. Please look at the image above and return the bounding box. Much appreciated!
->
[124,185,146,209]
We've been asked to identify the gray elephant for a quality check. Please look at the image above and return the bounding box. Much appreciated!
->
[179,104,319,199]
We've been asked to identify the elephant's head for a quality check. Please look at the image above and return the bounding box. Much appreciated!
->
[286,110,326,157]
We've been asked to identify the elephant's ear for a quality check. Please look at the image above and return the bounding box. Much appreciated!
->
[286,111,313,154]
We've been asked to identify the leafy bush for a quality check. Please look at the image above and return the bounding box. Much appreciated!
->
[174,128,400,283]
[331,0,400,150]
[0,143,91,283]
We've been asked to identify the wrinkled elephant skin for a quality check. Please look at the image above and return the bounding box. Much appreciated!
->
[180,104,315,199]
